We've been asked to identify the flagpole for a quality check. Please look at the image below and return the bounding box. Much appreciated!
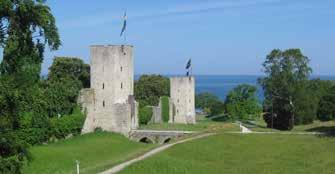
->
[124,29,126,44]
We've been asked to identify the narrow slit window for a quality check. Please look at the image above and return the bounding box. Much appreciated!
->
[121,82,123,89]
[103,101,105,107]
[102,83,104,89]
[120,66,123,72]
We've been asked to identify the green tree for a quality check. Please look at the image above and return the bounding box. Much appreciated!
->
[259,49,312,130]
[196,92,224,116]
[48,57,90,88]
[317,85,335,121]
[0,0,60,81]
[0,1,60,173]
[139,106,153,125]
[134,75,170,107]
[225,84,262,120]
[44,57,89,117]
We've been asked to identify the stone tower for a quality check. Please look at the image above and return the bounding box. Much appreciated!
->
[78,45,138,135]
[169,76,196,124]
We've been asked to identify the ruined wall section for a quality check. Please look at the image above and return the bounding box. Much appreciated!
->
[78,89,96,133]
[169,76,196,124]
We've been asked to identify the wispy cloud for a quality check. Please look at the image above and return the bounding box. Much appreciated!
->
[59,0,283,28]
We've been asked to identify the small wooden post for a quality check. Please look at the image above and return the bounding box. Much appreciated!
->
[76,160,80,174]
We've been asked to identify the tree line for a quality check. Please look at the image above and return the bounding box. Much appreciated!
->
[196,49,335,130]
[0,1,88,173]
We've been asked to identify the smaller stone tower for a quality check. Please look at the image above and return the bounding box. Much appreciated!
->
[169,76,196,124]
[78,45,138,135]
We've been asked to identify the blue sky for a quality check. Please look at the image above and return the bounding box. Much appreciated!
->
[2,0,335,75]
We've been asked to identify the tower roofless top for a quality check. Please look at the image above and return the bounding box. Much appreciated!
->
[90,44,133,47]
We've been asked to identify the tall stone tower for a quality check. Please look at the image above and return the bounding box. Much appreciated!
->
[169,76,196,124]
[78,45,138,135]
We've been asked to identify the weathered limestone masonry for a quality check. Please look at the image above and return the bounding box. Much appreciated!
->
[169,76,196,124]
[78,45,138,135]
[149,98,163,124]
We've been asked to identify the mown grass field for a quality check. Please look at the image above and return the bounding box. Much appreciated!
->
[22,132,156,174]
[120,133,335,174]
[23,116,335,174]
[246,119,335,134]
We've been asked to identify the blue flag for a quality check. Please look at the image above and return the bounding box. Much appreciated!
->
[185,59,191,69]
[120,11,127,37]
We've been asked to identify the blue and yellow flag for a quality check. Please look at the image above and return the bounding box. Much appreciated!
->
[186,59,191,69]
[120,11,127,37]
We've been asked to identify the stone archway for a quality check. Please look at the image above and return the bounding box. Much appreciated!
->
[139,137,154,144]
[162,137,171,144]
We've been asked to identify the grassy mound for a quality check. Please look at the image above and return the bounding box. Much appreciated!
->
[120,133,335,174]
[23,132,155,174]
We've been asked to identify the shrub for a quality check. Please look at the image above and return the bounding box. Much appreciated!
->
[317,92,335,121]
[0,132,30,174]
[50,107,85,139]
[210,101,225,116]
[196,92,224,116]
[161,96,169,122]
[225,84,262,120]
[139,106,153,125]
[15,112,50,145]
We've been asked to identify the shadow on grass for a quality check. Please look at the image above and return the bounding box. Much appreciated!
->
[206,115,231,122]
[306,126,335,137]
[240,120,268,129]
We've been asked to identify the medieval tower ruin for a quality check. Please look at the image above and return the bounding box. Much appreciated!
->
[79,45,138,135]
[169,76,196,124]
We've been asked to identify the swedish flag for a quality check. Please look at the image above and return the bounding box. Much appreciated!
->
[185,59,191,69]
[120,11,127,37]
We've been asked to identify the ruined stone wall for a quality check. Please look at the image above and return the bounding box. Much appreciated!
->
[78,89,96,133]
[150,106,162,124]
[169,76,196,124]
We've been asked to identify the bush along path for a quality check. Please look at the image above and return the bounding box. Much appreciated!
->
[99,133,215,174]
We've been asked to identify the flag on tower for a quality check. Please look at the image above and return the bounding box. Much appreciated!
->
[120,11,127,37]
[185,59,191,69]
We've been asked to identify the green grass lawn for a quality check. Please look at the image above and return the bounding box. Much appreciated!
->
[23,132,156,174]
[120,133,335,174]
[247,119,335,133]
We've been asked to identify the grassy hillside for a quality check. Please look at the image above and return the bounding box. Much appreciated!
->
[120,133,335,174]
[23,132,156,174]
[246,119,335,134]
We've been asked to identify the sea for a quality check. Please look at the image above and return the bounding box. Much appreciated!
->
[136,75,335,102]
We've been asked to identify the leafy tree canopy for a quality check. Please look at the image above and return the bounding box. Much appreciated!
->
[196,92,224,116]
[225,84,261,120]
[259,49,312,130]
[0,0,60,79]
[134,74,169,107]
[48,57,90,88]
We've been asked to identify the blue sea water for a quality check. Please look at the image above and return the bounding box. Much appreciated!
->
[195,75,263,101]
[135,75,335,102]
